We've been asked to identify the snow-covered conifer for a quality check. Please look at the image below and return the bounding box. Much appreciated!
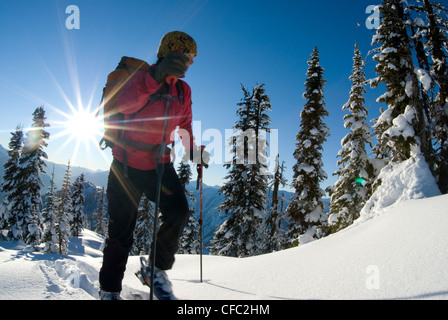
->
[328,44,374,233]
[54,161,72,254]
[9,106,49,245]
[266,155,288,251]
[177,162,200,254]
[0,125,24,234]
[370,0,428,162]
[284,47,329,246]
[211,84,271,257]
[41,167,58,254]
[411,0,448,193]
[131,194,154,255]
[93,187,107,236]
[70,173,85,237]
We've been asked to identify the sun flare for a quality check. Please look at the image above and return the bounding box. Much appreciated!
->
[64,108,103,144]
[49,103,111,170]
[53,105,104,155]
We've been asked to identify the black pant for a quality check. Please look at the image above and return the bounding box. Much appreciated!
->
[99,159,190,292]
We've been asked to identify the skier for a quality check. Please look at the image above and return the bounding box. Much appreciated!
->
[99,31,209,300]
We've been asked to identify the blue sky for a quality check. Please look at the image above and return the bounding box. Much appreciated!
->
[0,0,385,191]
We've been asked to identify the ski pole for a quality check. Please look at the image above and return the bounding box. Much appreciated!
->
[149,75,177,300]
[197,164,203,282]
[196,145,206,283]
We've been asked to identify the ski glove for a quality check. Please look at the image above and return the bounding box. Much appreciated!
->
[154,51,190,84]
[190,146,210,168]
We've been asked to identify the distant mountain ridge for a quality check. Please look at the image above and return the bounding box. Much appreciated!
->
[0,144,109,190]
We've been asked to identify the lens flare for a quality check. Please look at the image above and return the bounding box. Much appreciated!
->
[63,108,103,143]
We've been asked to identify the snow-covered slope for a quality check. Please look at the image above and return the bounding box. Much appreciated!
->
[1,192,447,300]
[168,194,448,300]
[0,229,103,300]
[0,154,446,300]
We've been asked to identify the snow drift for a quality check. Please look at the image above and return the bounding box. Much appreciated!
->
[360,154,441,220]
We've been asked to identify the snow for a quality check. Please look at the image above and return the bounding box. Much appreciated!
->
[415,67,432,91]
[360,154,441,220]
[375,107,393,125]
[296,163,314,174]
[0,230,103,300]
[382,47,397,54]
[405,78,414,96]
[1,158,447,300]
[387,62,398,70]
[382,105,417,140]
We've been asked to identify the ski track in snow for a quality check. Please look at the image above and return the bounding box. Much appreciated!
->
[0,244,97,299]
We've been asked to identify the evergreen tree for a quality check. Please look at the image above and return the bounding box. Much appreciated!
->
[285,47,330,246]
[411,0,448,193]
[70,173,85,237]
[178,161,194,192]
[9,106,49,245]
[0,125,24,234]
[328,44,374,233]
[131,194,154,255]
[54,161,72,254]
[93,187,107,236]
[370,0,428,163]
[178,212,200,254]
[41,167,59,254]
[424,0,448,194]
[211,84,271,257]
[177,162,200,254]
[266,155,288,251]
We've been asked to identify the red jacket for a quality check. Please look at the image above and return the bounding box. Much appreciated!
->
[112,66,195,170]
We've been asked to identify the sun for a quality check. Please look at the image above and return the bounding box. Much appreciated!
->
[58,107,103,149]
[49,103,111,170]
[64,108,103,143]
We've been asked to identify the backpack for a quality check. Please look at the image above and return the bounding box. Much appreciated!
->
[97,56,184,151]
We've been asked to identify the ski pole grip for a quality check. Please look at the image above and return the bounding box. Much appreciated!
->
[200,145,208,168]
[166,75,178,85]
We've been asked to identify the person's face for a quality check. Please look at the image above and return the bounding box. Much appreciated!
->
[185,53,195,68]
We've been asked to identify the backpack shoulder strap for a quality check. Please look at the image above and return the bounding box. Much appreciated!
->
[145,79,185,106]
[176,80,185,106]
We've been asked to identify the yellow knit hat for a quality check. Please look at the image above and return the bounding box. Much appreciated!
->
[157,31,197,59]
